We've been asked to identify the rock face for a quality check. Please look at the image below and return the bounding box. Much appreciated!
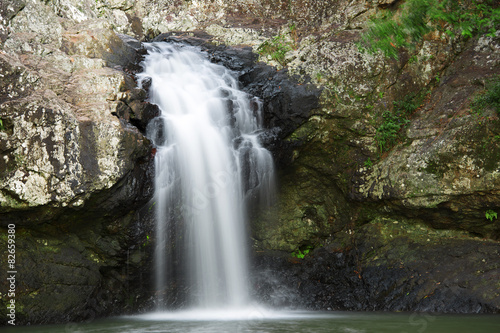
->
[0,0,156,324]
[244,5,500,314]
[0,0,499,325]
[253,218,500,313]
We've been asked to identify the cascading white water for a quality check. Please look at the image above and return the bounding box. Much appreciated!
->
[137,42,275,310]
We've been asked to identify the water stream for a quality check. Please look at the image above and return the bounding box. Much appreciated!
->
[137,42,275,310]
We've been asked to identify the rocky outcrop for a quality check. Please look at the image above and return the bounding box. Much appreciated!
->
[143,0,499,314]
[254,31,500,247]
[0,0,156,324]
[244,2,500,314]
[253,218,500,313]
[1,0,499,324]
[356,34,500,237]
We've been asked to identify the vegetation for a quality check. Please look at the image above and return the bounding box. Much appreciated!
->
[257,24,297,67]
[364,158,373,168]
[471,77,500,115]
[376,111,409,152]
[257,34,290,66]
[359,0,500,59]
[485,209,497,221]
[291,248,309,259]
[0,117,4,131]
[142,235,150,247]
[375,93,424,152]
[291,245,314,259]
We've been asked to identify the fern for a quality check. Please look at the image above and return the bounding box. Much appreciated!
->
[375,93,421,152]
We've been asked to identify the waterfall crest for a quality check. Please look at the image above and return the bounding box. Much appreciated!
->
[137,42,275,309]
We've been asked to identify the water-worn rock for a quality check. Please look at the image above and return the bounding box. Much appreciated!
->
[253,218,500,313]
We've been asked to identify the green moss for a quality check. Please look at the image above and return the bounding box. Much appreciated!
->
[365,217,473,244]
[253,179,336,252]
[0,191,28,210]
[466,123,500,172]
[42,245,61,253]
[285,120,319,143]
[423,159,441,176]
[481,146,500,172]
[35,238,62,253]
[350,217,490,267]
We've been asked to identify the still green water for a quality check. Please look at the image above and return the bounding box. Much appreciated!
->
[3,311,500,333]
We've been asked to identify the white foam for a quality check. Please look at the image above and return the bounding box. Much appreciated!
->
[132,307,338,322]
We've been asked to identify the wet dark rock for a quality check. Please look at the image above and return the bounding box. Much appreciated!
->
[115,89,160,132]
[117,33,142,51]
[111,39,160,133]
[240,66,322,167]
[129,101,160,131]
[117,33,149,73]
[158,34,322,168]
[152,32,258,73]
[253,232,500,313]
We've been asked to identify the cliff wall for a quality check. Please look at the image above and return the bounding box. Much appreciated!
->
[0,0,498,324]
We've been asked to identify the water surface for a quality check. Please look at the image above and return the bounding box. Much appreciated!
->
[5,310,499,332]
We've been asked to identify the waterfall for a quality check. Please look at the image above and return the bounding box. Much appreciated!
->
[137,42,275,310]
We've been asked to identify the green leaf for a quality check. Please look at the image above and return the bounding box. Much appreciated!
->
[485,209,497,221]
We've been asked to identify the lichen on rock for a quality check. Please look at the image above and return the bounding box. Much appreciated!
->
[0,0,155,324]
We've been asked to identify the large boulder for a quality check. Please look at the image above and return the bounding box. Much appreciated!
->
[0,0,155,324]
